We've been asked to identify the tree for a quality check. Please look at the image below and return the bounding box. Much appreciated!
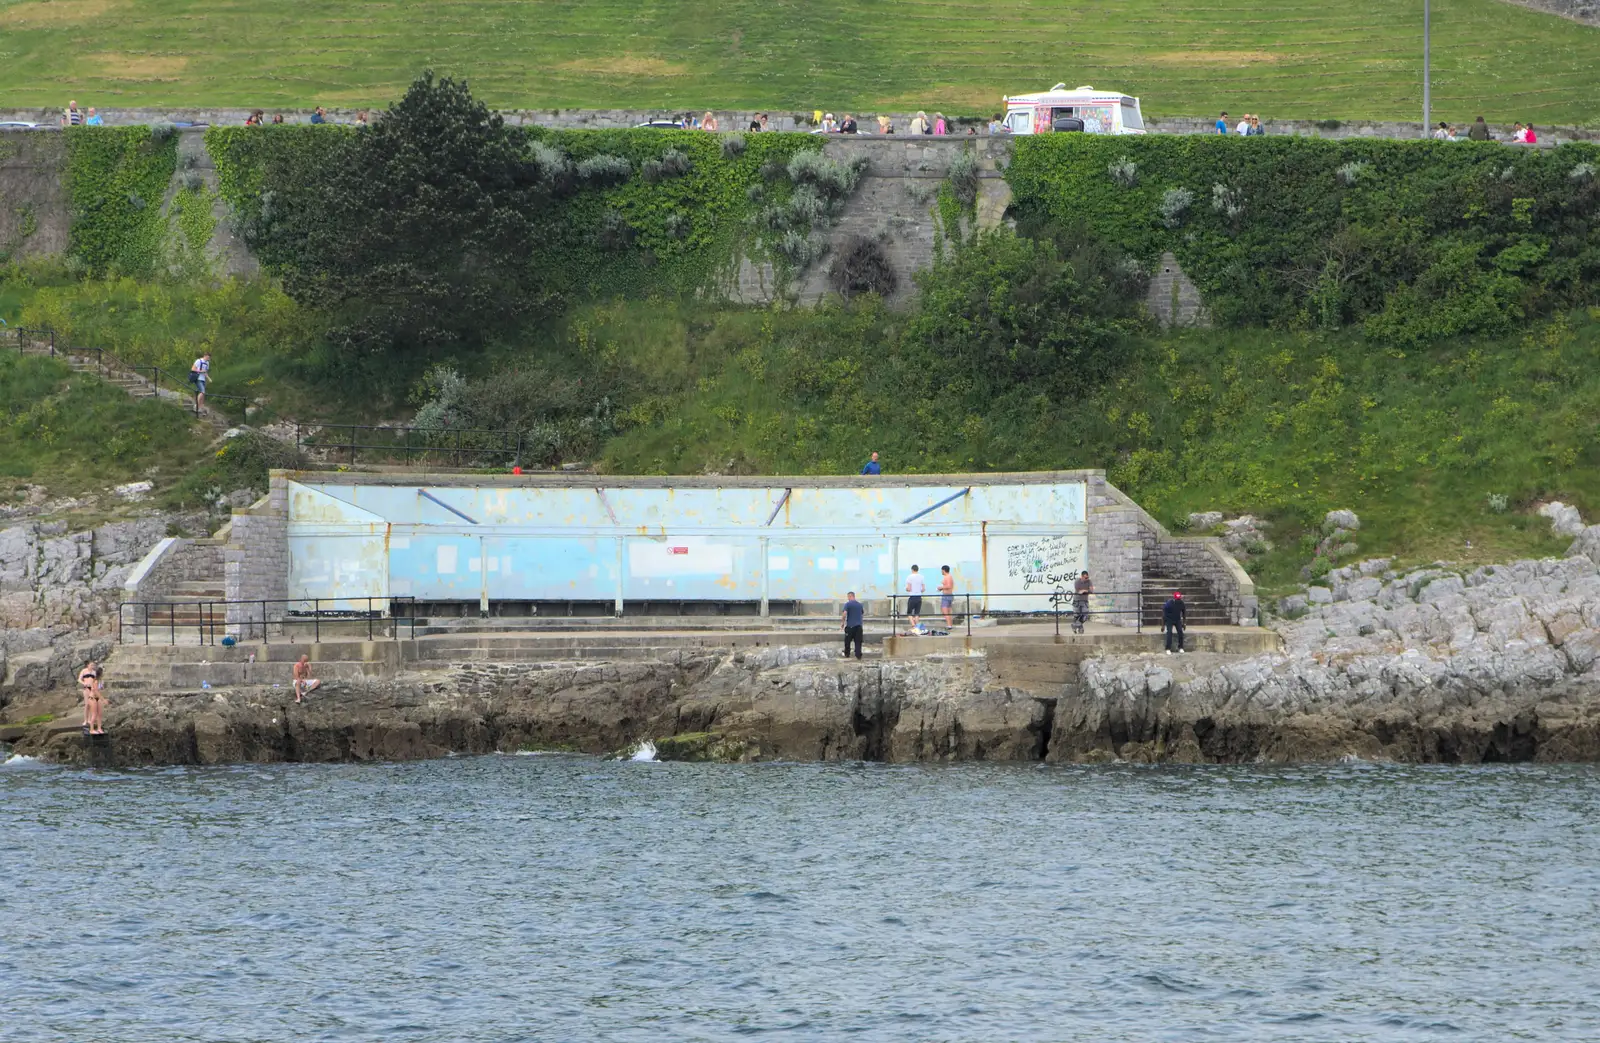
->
[250,72,561,359]
[902,228,1146,401]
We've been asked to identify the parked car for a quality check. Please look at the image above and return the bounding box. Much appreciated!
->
[0,121,43,131]
[635,119,686,129]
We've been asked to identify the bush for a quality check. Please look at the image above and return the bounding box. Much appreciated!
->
[1107,156,1138,188]
[576,153,631,187]
[1157,187,1193,230]
[946,149,980,209]
[829,235,897,298]
[721,134,746,159]
[1005,135,1600,337]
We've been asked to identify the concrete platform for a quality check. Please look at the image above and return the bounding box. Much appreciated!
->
[883,624,1281,659]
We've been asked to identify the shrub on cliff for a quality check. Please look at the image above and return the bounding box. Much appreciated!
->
[243,71,559,360]
[901,227,1147,402]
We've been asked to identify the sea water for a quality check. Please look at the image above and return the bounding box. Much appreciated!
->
[3,757,1598,1041]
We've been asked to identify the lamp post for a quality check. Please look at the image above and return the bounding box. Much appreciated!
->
[1422,0,1431,137]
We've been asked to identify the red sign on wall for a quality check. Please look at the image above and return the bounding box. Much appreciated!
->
[669,546,689,555]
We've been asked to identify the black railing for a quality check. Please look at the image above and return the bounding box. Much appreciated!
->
[4,326,247,419]
[117,596,417,646]
[296,423,524,468]
[887,590,1145,637]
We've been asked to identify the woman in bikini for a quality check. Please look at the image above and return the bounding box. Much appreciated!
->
[79,660,106,735]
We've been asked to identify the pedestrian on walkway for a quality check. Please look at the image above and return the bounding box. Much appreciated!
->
[293,654,321,703]
[839,113,858,134]
[878,114,893,134]
[188,352,211,410]
[79,660,105,735]
[1215,111,1229,134]
[1073,570,1093,629]
[939,565,956,628]
[860,451,881,476]
[84,107,103,126]
[64,100,84,126]
[310,106,327,124]
[933,113,948,135]
[1163,590,1187,654]
[702,111,719,132]
[1468,116,1491,141]
[841,591,865,659]
[909,111,930,135]
[904,565,925,630]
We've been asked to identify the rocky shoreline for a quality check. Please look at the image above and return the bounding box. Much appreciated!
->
[10,511,1600,768]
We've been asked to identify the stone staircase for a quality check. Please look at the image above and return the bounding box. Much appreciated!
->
[7,330,234,434]
[1140,574,1232,627]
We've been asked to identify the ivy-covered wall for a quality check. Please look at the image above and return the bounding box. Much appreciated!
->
[63,126,179,277]
[204,125,825,300]
[1006,136,1600,339]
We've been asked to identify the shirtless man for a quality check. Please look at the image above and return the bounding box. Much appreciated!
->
[938,565,956,628]
[292,654,321,703]
[78,660,106,735]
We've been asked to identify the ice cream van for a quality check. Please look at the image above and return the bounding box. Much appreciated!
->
[1001,84,1146,135]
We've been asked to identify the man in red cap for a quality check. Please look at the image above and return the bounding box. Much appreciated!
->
[1163,590,1186,654]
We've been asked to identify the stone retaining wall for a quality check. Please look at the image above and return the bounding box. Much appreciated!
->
[225,476,289,637]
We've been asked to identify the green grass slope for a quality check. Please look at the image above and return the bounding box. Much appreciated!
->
[3,0,1600,122]
[593,301,1600,588]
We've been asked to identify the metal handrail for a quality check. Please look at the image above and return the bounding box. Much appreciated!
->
[296,422,524,468]
[116,595,418,645]
[4,326,246,418]
[886,590,1149,637]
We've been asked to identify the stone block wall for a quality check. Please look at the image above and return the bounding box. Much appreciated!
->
[1144,252,1208,328]
[1144,538,1259,625]
[1086,474,1147,628]
[123,538,226,601]
[225,474,289,638]
[1089,478,1258,626]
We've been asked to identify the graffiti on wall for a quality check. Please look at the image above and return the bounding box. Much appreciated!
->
[1003,534,1084,591]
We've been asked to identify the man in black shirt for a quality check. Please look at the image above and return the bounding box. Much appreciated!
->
[841,591,866,659]
[1163,591,1186,654]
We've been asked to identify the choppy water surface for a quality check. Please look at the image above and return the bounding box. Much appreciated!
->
[4,755,1598,1042]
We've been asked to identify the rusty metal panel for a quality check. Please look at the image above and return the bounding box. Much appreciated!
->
[286,483,389,609]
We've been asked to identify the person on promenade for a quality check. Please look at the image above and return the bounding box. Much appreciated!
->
[933,113,947,135]
[822,113,838,133]
[1468,116,1491,141]
[939,565,956,628]
[860,451,881,475]
[1511,123,1526,143]
[878,114,893,135]
[988,113,1005,135]
[245,110,264,126]
[909,111,929,135]
[1524,124,1538,144]
[84,107,103,126]
[841,591,865,659]
[839,113,858,134]
[271,113,284,124]
[355,111,370,128]
[1432,121,1450,140]
[310,106,327,125]
[905,565,926,631]
[1163,591,1187,654]
[64,100,84,126]
[293,655,321,704]
[1215,111,1229,134]
[1249,115,1264,135]
[1073,570,1094,630]
[188,352,211,411]
[749,113,763,132]
[1236,114,1252,136]
[702,111,719,132]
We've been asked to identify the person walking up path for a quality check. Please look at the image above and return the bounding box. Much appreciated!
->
[939,566,955,628]
[860,452,881,475]
[1163,591,1187,654]
[293,654,321,703]
[79,660,106,735]
[188,352,211,411]
[904,565,926,631]
[841,591,865,659]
